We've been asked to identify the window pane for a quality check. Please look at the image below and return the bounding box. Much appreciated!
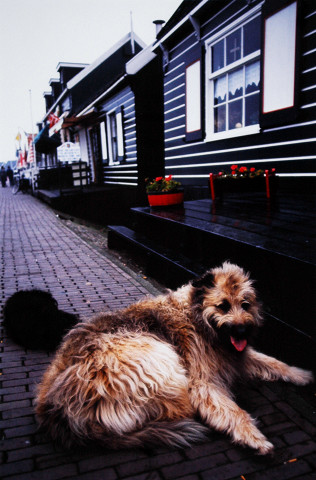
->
[245,93,259,126]
[212,40,224,72]
[228,68,243,100]
[228,99,242,129]
[227,29,241,65]
[244,16,261,57]
[245,61,260,94]
[214,105,226,132]
[214,76,226,104]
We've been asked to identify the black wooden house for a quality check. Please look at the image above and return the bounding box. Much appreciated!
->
[35,33,166,223]
[150,0,315,191]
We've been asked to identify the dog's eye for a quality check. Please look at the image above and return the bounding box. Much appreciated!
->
[242,302,251,311]
[217,300,231,313]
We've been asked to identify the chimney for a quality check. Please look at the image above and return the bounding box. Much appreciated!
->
[153,20,165,37]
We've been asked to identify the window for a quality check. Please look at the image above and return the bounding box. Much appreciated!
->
[206,14,261,139]
[106,108,125,164]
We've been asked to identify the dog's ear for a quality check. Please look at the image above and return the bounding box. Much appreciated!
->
[191,271,214,306]
[191,271,214,290]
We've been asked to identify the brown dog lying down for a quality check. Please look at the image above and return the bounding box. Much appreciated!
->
[36,262,313,454]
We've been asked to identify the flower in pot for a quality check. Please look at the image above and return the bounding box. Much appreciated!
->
[146,175,184,207]
[210,165,277,199]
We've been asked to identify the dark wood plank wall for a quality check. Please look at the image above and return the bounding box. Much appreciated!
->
[102,86,139,186]
[163,0,316,187]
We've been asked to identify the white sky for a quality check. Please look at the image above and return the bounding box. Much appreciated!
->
[0,0,181,161]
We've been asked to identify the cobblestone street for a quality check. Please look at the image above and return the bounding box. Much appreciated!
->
[0,187,315,480]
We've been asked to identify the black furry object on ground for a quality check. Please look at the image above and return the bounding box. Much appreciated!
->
[3,289,79,351]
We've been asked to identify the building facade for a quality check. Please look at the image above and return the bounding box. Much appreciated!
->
[152,0,315,190]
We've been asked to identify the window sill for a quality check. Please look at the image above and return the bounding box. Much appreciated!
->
[205,124,260,142]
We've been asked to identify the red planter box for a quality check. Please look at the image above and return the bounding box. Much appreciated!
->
[147,191,184,207]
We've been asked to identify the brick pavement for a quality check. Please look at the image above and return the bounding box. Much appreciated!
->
[0,186,315,480]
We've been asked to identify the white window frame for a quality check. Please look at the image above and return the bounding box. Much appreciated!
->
[205,5,263,142]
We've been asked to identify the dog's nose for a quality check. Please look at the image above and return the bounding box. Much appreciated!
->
[232,324,250,338]
[235,325,246,336]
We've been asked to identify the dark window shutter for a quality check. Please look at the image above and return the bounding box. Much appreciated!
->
[185,44,204,141]
[260,0,300,128]
[116,106,125,163]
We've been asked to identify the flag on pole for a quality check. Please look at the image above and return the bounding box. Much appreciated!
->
[49,113,59,128]
[18,150,27,168]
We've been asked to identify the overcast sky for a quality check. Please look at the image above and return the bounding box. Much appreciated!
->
[0,0,181,161]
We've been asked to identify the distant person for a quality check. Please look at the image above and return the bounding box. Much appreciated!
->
[1,166,7,187]
[6,165,14,186]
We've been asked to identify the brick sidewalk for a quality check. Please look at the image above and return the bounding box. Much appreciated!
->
[0,187,315,480]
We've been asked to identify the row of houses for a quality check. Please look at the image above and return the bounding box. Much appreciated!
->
[31,0,315,212]
[28,0,315,366]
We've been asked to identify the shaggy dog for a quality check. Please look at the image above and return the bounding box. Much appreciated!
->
[35,263,313,454]
[3,289,78,351]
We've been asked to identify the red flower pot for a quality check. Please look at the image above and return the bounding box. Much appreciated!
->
[147,191,184,207]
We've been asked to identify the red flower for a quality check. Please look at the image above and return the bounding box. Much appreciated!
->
[231,164,238,170]
[218,172,223,176]
[239,166,247,173]
[155,177,163,182]
[231,170,237,175]
[250,167,256,173]
[165,175,173,181]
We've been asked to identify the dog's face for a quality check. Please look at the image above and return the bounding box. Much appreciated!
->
[191,262,262,353]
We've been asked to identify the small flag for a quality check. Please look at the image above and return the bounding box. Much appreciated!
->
[49,113,59,128]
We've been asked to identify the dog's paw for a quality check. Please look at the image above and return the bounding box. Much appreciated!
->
[289,367,314,386]
[256,439,274,456]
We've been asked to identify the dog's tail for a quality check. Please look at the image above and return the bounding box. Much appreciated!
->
[111,419,209,449]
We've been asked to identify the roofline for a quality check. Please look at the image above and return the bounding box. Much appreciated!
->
[57,62,89,71]
[125,43,156,75]
[49,78,60,85]
[77,74,128,117]
[152,0,209,50]
[67,32,147,89]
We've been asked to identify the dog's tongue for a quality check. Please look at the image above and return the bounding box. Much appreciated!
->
[230,336,247,352]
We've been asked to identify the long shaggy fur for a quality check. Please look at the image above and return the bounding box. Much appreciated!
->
[3,289,78,350]
[35,262,313,454]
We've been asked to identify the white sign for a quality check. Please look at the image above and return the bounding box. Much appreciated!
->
[57,142,81,163]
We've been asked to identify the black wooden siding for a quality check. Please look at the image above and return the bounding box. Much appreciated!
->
[162,0,316,187]
[102,86,139,187]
